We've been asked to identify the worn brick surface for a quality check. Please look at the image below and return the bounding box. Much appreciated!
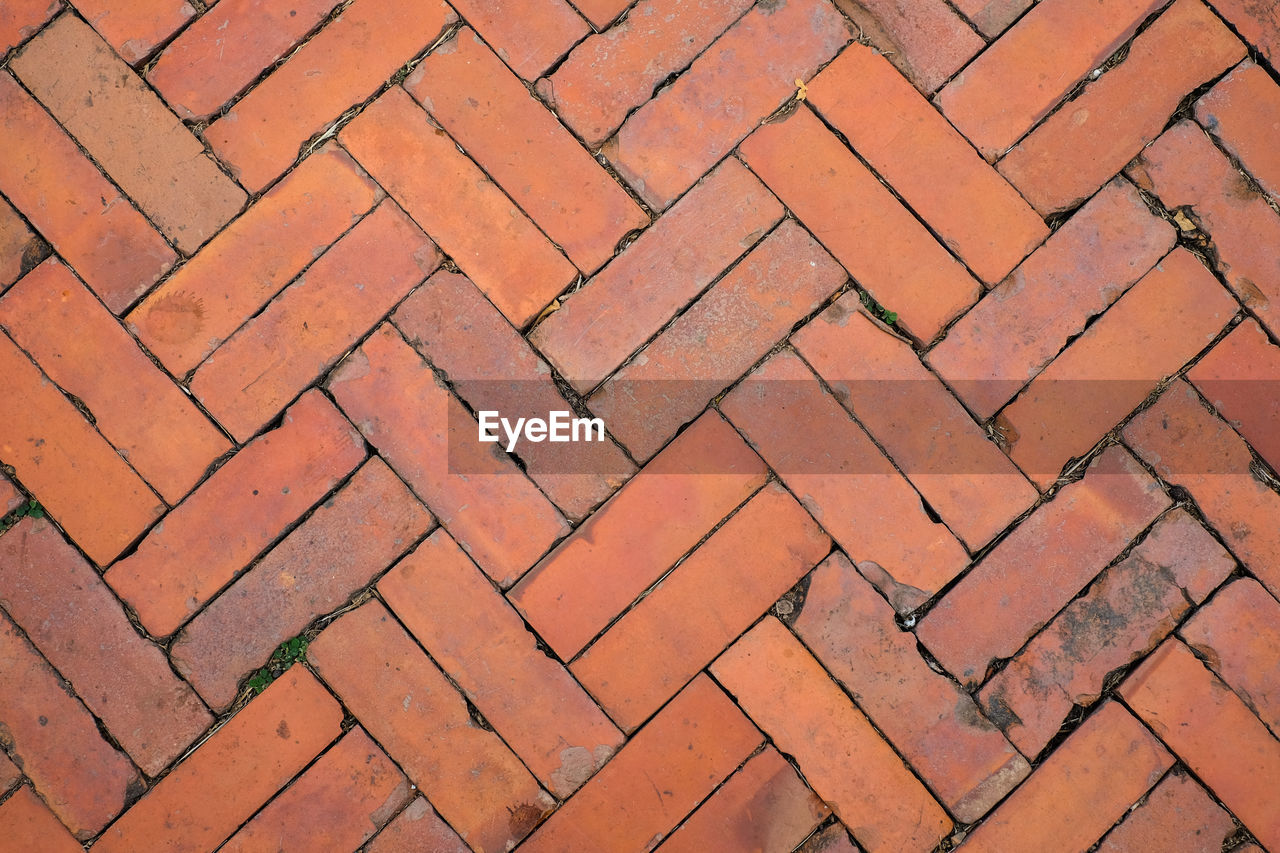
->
[71,0,194,64]
[1096,771,1236,853]
[0,786,85,853]
[1197,61,1280,204]
[0,198,42,289]
[364,798,469,853]
[1188,316,1280,472]
[445,0,587,81]
[0,0,59,54]
[831,0,984,93]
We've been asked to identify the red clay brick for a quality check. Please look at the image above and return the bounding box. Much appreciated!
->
[0,474,22,516]
[520,675,763,853]
[831,0,984,94]
[796,298,1038,549]
[365,798,469,853]
[0,73,174,313]
[1206,0,1279,68]
[794,552,1030,822]
[927,179,1176,419]
[1000,248,1236,486]
[205,0,456,192]
[538,0,754,147]
[13,15,246,253]
[918,446,1169,685]
[220,727,413,852]
[722,351,970,613]
[0,611,139,839]
[170,458,431,710]
[0,331,163,565]
[959,702,1172,852]
[106,389,366,636]
[572,483,830,731]
[128,143,379,376]
[811,44,1048,284]
[327,323,568,587]
[307,601,554,853]
[796,823,860,853]
[445,0,587,81]
[0,786,85,853]
[378,529,624,797]
[1197,61,1280,204]
[509,411,767,658]
[590,220,846,460]
[339,87,575,328]
[530,157,783,393]
[0,0,58,53]
[0,751,19,792]
[0,259,229,503]
[94,667,343,853]
[1096,771,1236,853]
[1119,640,1280,850]
[742,107,982,342]
[603,0,850,209]
[713,618,951,853]
[658,747,830,853]
[71,0,195,63]
[951,0,1032,37]
[0,198,41,288]
[147,0,339,120]
[1189,318,1280,471]
[191,201,436,442]
[979,508,1234,756]
[935,0,1166,159]
[999,0,1244,214]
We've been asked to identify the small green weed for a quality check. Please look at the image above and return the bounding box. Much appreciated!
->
[245,636,309,695]
[859,290,898,326]
[0,500,44,534]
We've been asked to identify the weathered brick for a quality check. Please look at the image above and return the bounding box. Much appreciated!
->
[0,473,22,516]
[205,0,456,192]
[0,259,229,503]
[0,0,58,53]
[1000,248,1236,486]
[604,0,850,208]
[509,411,767,658]
[13,15,246,253]
[530,158,783,393]
[831,0,984,93]
[0,786,85,853]
[713,618,951,853]
[1205,0,1279,67]
[519,675,763,852]
[1197,61,1280,204]
[71,0,195,63]
[795,823,860,853]
[364,798,469,853]
[572,483,830,731]
[93,667,343,853]
[170,458,431,710]
[1097,771,1236,853]
[0,197,42,288]
[327,323,568,587]
[105,389,366,636]
[1189,317,1280,472]
[307,601,554,853]
[339,87,575,327]
[741,107,982,342]
[378,529,624,797]
[918,446,1169,685]
[951,0,1032,37]
[0,750,19,792]
[927,179,1176,419]
[445,0,587,81]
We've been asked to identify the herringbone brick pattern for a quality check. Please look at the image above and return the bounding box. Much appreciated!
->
[0,0,1278,849]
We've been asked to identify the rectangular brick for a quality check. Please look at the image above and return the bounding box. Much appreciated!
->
[307,601,553,853]
[0,259,230,503]
[742,107,981,342]
[572,483,830,731]
[72,0,195,63]
[0,0,58,53]
[811,44,1048,284]
[712,618,951,853]
[520,675,763,852]
[445,0,587,80]
[1189,317,1280,472]
[205,0,456,192]
[0,750,19,793]
[917,446,1169,685]
[1205,0,1279,69]
[570,0,629,28]
[365,797,469,853]
[1197,61,1280,205]
[327,323,568,587]
[794,552,1030,823]
[105,389,366,636]
[604,0,850,209]
[589,220,846,460]
[0,72,174,313]
[379,530,623,796]
[13,15,246,253]
[127,143,380,376]
[0,786,86,853]
[508,411,767,659]
[722,351,970,613]
[950,0,1032,37]
[170,457,432,710]
[340,87,575,327]
[1097,771,1236,853]
[0,473,23,516]
[832,0,984,93]
[927,179,1176,419]
[0,196,42,288]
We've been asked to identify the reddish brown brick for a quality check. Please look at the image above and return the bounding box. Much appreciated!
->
[604,0,850,209]
[519,675,763,853]
[12,15,246,253]
[307,601,554,853]
[1189,317,1280,472]
[713,618,951,853]
[509,411,767,658]
[572,483,830,731]
[0,0,58,53]
[0,473,22,516]
[918,446,1169,685]
[327,323,568,587]
[0,259,229,503]
[445,0,587,81]
[339,87,575,327]
[364,798,469,853]
[205,0,456,192]
[569,0,628,28]
[72,0,195,63]
[831,0,984,93]
[951,0,1032,37]
[0,786,85,853]
[0,750,19,792]
[742,107,982,342]
[106,390,366,636]
[171,458,432,710]
[796,823,860,853]
[1206,0,1279,67]
[1097,771,1236,853]
[1197,61,1280,204]
[378,529,624,796]
[94,667,344,853]
[0,197,41,288]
